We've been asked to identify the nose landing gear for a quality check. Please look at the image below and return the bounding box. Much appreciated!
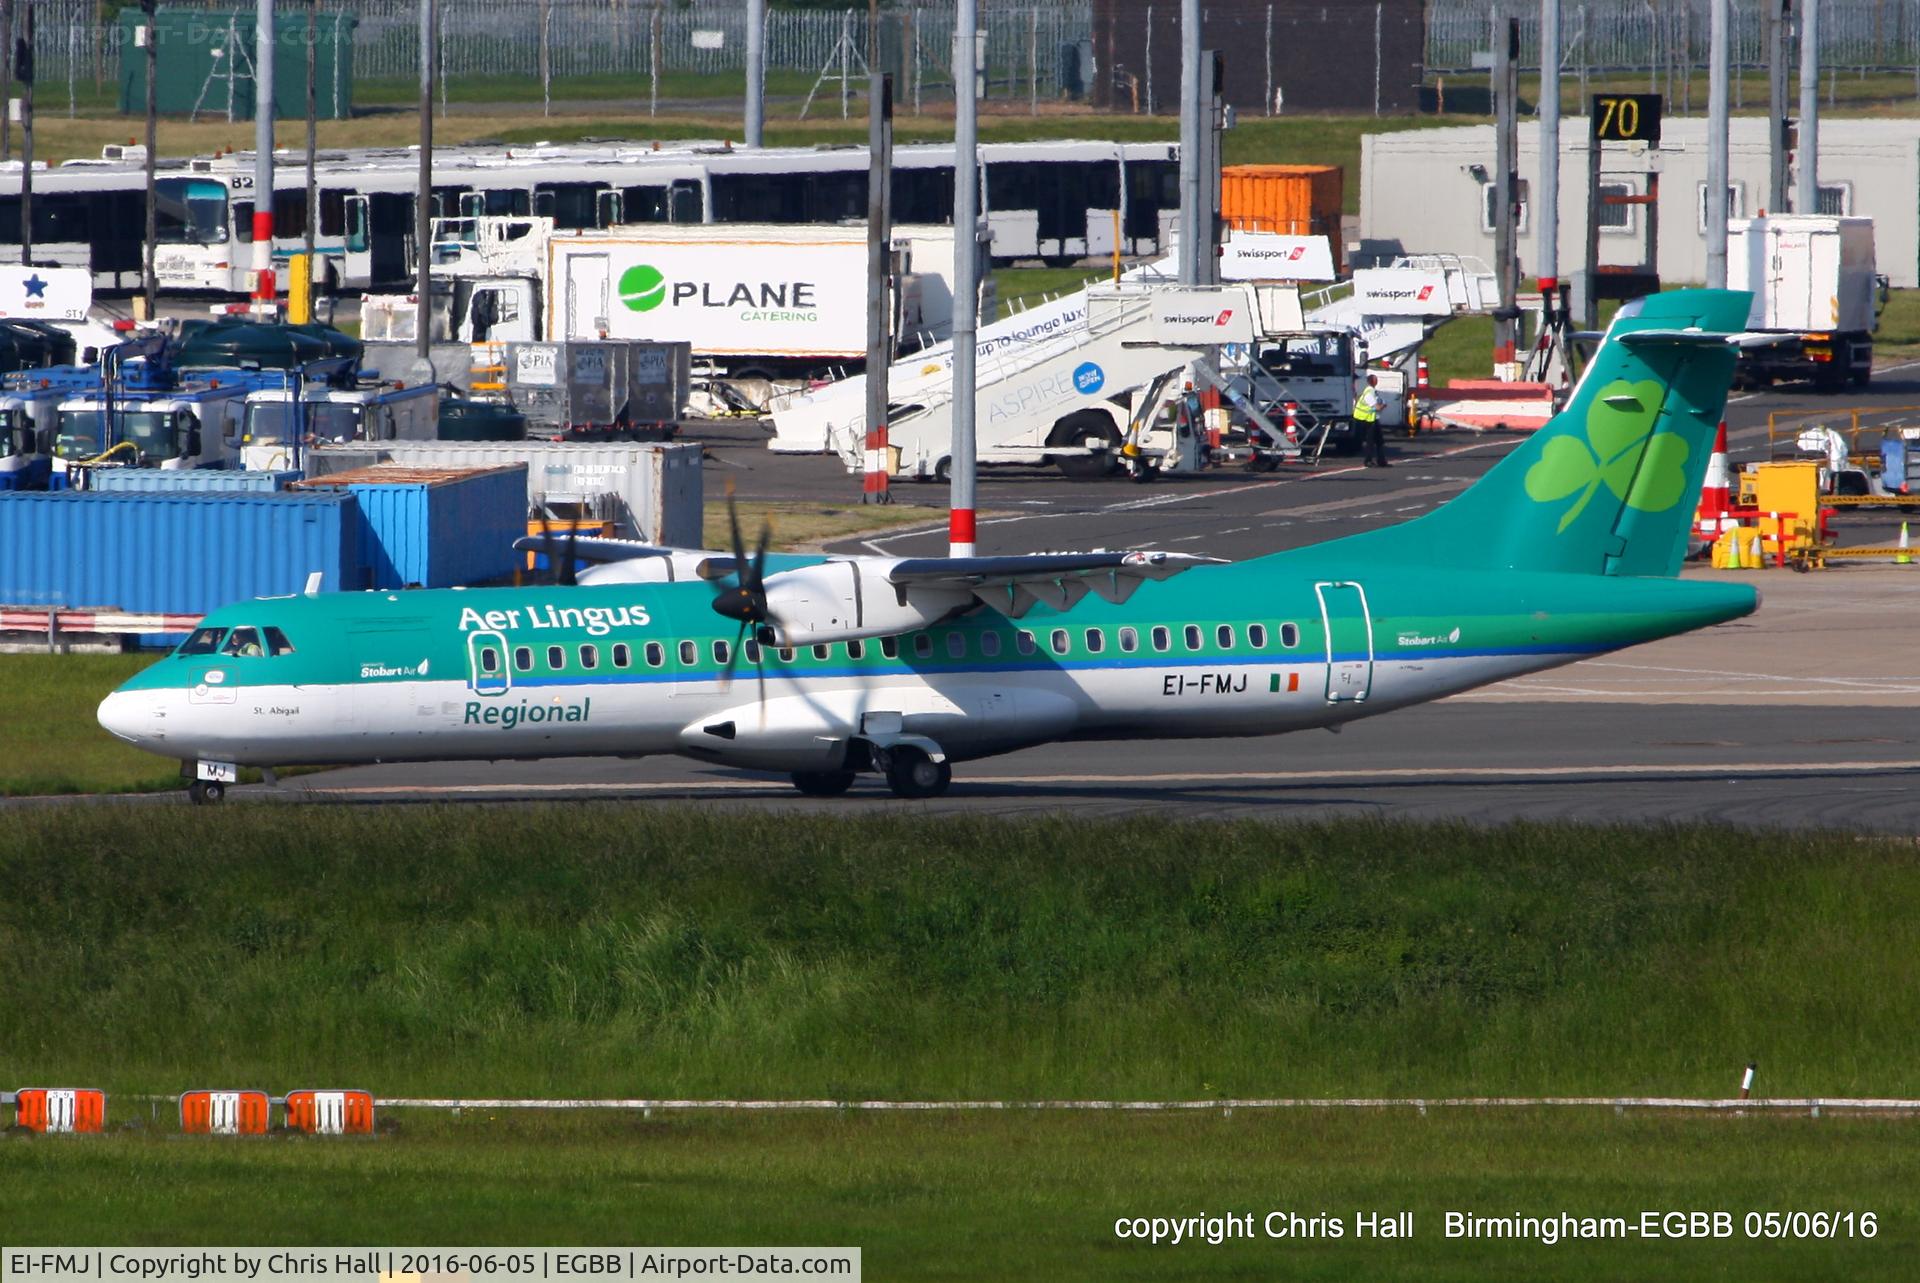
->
[187,780,226,805]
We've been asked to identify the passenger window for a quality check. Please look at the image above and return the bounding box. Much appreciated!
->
[914,634,934,658]
[980,632,1001,657]
[1084,628,1104,654]
[1050,628,1069,655]
[881,637,899,659]
[779,647,795,662]
[177,627,227,656]
[714,641,730,664]
[1151,626,1170,652]
[1281,622,1300,648]
[580,644,599,670]
[745,639,762,664]
[221,627,264,657]
[1183,625,1203,651]
[1016,631,1036,655]
[1119,626,1138,653]
[515,646,533,672]
[812,643,831,660]
[547,645,566,670]
[678,640,697,665]
[1248,624,1267,649]
[946,632,967,658]
[612,643,631,668]
[847,639,865,660]
[479,647,500,674]
[1216,625,1234,649]
[644,641,664,667]
[263,626,297,656]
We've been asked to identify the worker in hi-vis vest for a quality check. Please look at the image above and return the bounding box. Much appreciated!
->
[1353,374,1388,467]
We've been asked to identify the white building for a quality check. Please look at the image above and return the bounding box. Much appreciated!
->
[1361,118,1920,288]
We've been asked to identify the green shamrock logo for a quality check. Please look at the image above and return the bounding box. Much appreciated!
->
[1523,379,1691,533]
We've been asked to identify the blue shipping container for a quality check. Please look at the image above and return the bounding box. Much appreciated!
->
[87,469,302,494]
[0,491,364,614]
[313,465,526,589]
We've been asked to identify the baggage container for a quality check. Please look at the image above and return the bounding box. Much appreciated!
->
[86,468,301,493]
[0,490,363,613]
[292,463,525,589]
[307,441,701,545]
[1221,165,1345,272]
[505,340,689,436]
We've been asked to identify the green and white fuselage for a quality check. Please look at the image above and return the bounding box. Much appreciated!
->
[98,290,1764,798]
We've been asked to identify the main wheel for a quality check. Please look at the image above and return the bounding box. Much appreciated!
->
[1047,410,1123,480]
[188,780,226,806]
[885,747,952,799]
[791,770,856,797]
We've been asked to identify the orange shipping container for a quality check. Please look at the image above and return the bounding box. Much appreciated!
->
[1220,164,1345,271]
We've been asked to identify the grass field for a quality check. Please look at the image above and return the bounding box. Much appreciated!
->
[0,653,174,796]
[3,810,1919,1275]
[4,1109,1915,1277]
[5,809,1918,1102]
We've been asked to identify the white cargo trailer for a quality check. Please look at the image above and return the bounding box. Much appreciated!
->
[1727,215,1883,391]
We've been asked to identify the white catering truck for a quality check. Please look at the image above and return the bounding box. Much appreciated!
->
[368,218,958,380]
[1727,215,1885,391]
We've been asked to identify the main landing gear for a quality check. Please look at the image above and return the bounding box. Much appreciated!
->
[787,741,953,799]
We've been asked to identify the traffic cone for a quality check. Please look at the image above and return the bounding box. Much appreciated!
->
[1748,531,1765,568]
[1694,420,1733,540]
[1899,522,1912,566]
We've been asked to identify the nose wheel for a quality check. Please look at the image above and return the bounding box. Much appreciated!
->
[187,780,226,806]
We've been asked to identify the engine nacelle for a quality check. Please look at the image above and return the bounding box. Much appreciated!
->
[761,560,973,646]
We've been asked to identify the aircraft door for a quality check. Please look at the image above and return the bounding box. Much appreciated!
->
[1315,581,1373,702]
[467,630,510,696]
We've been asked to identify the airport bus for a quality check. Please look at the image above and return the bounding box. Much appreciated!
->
[0,140,1180,296]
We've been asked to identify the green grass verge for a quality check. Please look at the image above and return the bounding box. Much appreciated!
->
[0,653,176,797]
[4,1110,1915,1277]
[4,809,1918,1102]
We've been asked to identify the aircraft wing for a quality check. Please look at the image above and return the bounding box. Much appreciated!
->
[885,550,1223,616]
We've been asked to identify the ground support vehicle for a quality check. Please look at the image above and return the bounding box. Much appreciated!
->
[1728,215,1884,393]
[0,368,104,489]
[239,379,439,472]
[52,382,248,487]
[850,281,1299,481]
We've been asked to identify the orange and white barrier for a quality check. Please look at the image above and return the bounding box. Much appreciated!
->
[1421,380,1557,432]
[285,1089,376,1136]
[1,608,202,635]
[180,1089,271,1136]
[12,1088,106,1133]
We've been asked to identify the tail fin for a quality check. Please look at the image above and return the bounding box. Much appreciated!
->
[1335,289,1750,578]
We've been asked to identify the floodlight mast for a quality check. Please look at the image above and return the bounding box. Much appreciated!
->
[252,0,275,308]
[949,0,979,556]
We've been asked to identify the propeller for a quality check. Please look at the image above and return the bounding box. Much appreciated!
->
[525,512,582,587]
[710,482,778,709]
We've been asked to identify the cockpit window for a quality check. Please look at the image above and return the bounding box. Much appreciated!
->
[222,627,265,657]
[177,626,226,655]
[263,626,297,656]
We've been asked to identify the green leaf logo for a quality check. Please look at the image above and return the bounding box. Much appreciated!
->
[619,264,667,312]
[1523,379,1690,533]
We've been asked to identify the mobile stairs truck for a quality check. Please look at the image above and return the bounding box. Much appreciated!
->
[821,278,1304,482]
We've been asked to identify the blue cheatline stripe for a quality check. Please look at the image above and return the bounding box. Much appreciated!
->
[446,644,1600,696]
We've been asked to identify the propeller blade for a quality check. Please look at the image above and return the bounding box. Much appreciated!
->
[558,522,579,587]
[719,618,748,690]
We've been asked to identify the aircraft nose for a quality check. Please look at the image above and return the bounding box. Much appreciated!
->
[97,688,165,749]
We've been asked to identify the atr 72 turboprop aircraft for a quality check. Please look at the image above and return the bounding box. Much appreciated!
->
[101,291,1760,803]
